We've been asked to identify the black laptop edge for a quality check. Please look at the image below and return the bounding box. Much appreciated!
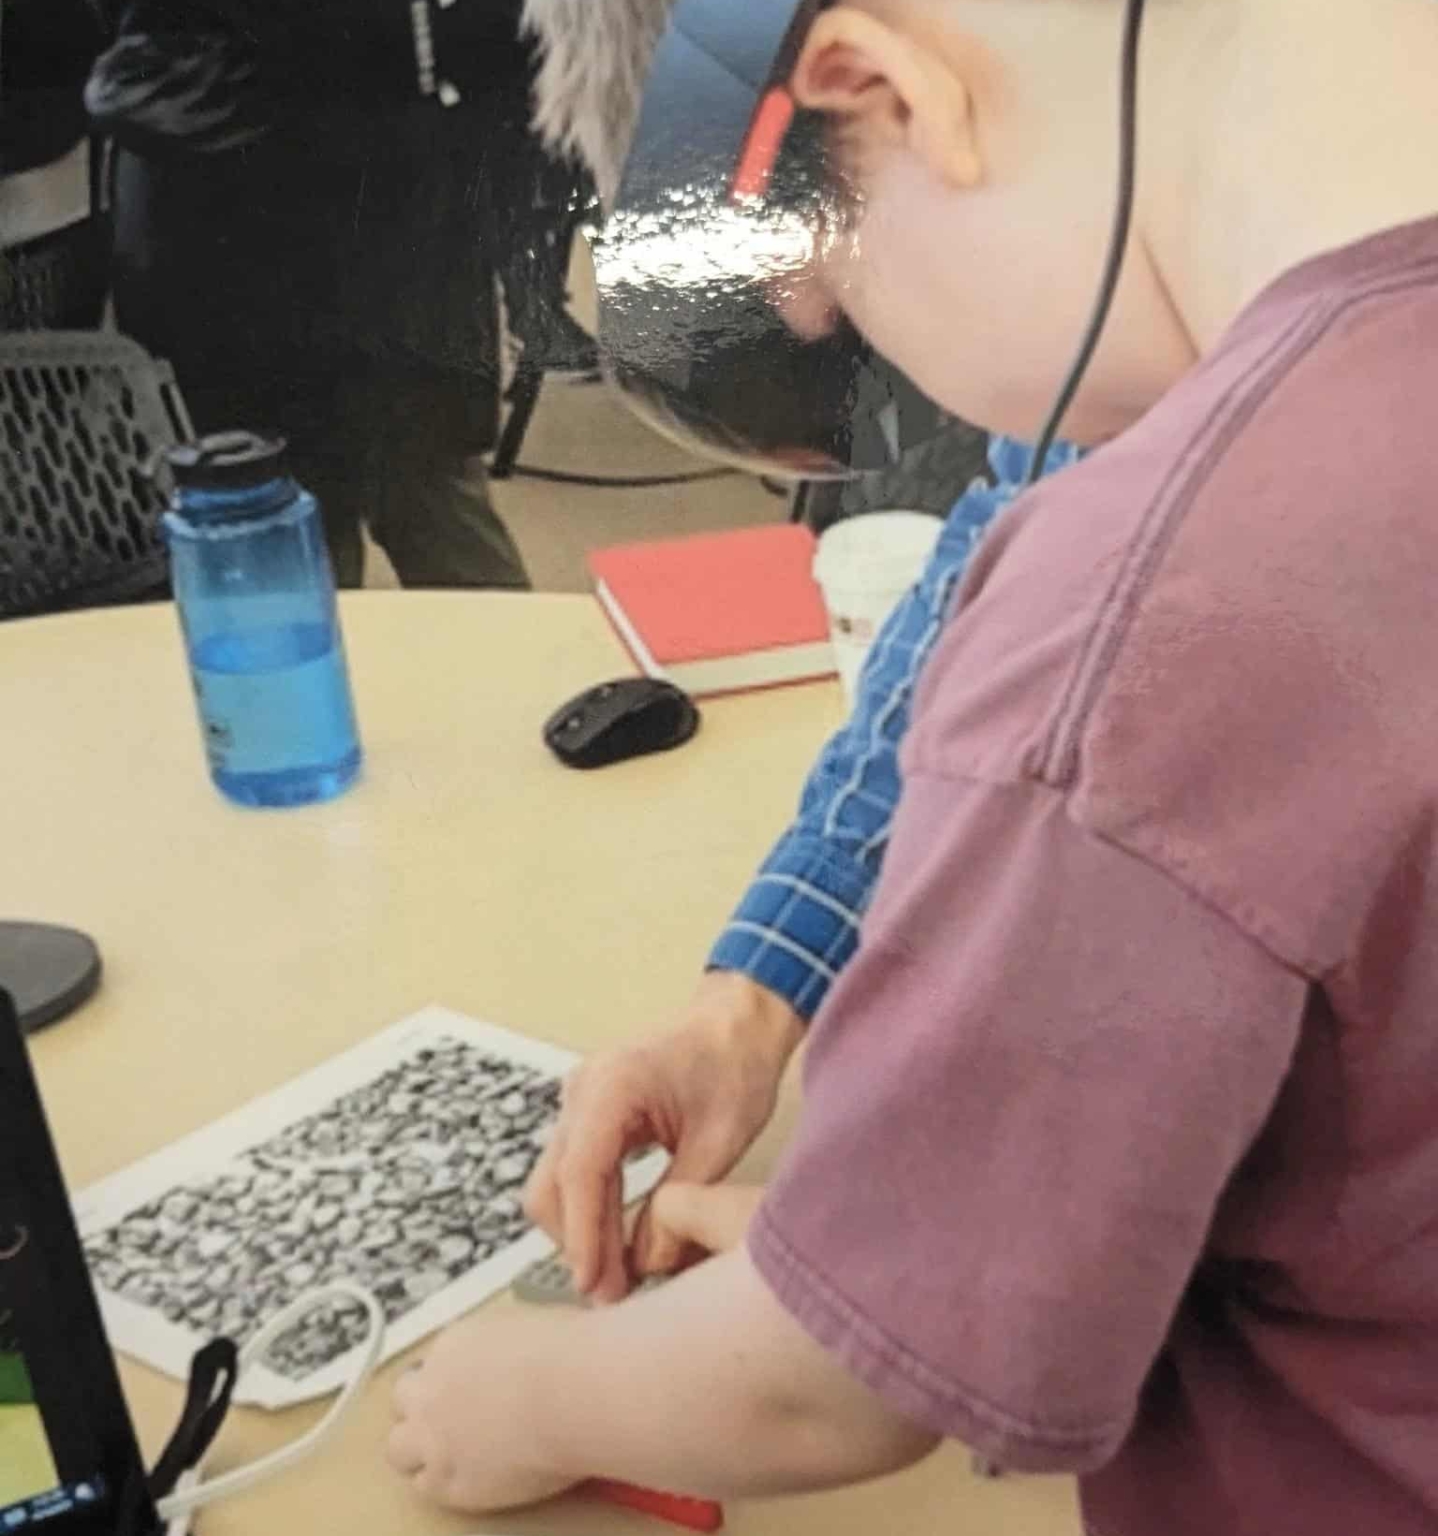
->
[0,986,161,1535]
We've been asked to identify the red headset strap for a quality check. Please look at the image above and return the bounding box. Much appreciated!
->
[731,86,798,200]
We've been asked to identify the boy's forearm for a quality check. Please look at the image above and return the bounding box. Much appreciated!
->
[526,1247,939,1500]
[693,970,807,1066]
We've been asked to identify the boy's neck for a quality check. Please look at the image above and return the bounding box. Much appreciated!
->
[1142,0,1438,352]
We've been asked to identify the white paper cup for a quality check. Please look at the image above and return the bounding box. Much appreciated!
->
[814,511,943,707]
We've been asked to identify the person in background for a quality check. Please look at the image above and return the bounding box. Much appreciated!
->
[387,0,1438,1533]
[0,0,108,332]
[85,0,579,590]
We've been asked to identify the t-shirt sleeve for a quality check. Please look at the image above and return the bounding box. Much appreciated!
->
[748,771,1308,1474]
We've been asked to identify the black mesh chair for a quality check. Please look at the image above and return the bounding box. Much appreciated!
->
[0,211,108,333]
[0,331,192,620]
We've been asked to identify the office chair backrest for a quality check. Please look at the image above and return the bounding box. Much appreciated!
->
[0,330,191,621]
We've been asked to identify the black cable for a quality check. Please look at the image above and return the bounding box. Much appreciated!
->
[1026,0,1148,486]
[509,464,740,488]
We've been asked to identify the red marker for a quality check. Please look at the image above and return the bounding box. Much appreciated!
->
[582,1478,725,1532]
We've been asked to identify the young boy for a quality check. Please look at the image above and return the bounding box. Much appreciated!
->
[388,2,1438,1531]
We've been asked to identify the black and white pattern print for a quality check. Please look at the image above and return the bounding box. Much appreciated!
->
[83,1038,559,1383]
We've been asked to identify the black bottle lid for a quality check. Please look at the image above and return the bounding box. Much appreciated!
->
[166,431,290,491]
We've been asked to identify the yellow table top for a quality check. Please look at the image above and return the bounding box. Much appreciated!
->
[0,591,1079,1536]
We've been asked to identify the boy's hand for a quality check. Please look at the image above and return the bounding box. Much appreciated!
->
[525,973,802,1304]
[646,1182,765,1267]
[387,1308,576,1515]
[389,1235,938,1513]
[387,1185,766,1516]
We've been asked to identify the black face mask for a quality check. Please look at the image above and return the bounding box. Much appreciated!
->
[595,0,951,481]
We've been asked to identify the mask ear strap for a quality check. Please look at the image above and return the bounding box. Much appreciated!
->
[147,1338,240,1501]
[154,1283,385,1527]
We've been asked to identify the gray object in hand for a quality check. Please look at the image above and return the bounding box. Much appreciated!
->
[513,1254,666,1307]
[513,1254,588,1307]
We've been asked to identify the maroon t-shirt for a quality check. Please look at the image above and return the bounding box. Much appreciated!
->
[750,218,1438,1534]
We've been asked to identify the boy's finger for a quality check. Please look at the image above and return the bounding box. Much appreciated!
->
[633,1190,695,1277]
[630,1197,672,1277]
[558,1112,628,1293]
[391,1361,422,1417]
[587,1174,630,1304]
[632,1132,737,1275]
[523,1136,566,1244]
[647,1183,764,1257]
[385,1419,427,1477]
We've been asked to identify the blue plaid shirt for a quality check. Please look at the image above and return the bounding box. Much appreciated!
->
[707,435,1082,1020]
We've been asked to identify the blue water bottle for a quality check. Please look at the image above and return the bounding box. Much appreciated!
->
[163,431,363,808]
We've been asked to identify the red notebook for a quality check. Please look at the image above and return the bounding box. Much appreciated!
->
[588,524,836,698]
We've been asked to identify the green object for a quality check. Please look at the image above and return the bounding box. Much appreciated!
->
[0,1350,35,1406]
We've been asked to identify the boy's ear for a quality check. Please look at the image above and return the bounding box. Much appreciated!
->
[791,7,983,188]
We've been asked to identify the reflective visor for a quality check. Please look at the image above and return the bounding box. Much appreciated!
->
[595,0,948,480]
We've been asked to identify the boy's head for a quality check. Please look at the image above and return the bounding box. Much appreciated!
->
[527,0,1438,449]
[524,0,1202,447]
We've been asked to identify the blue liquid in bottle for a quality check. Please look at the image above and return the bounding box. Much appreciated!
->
[164,433,362,808]
[190,619,361,806]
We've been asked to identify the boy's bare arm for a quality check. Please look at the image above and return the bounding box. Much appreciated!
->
[388,1243,939,1514]
[547,1248,938,1496]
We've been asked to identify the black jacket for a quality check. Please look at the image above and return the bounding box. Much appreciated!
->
[86,0,528,156]
[88,0,551,372]
[0,0,105,176]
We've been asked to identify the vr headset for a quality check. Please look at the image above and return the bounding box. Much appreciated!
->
[595,0,952,481]
[595,0,1147,487]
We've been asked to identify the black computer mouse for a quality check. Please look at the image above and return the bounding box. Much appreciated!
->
[543,678,700,770]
